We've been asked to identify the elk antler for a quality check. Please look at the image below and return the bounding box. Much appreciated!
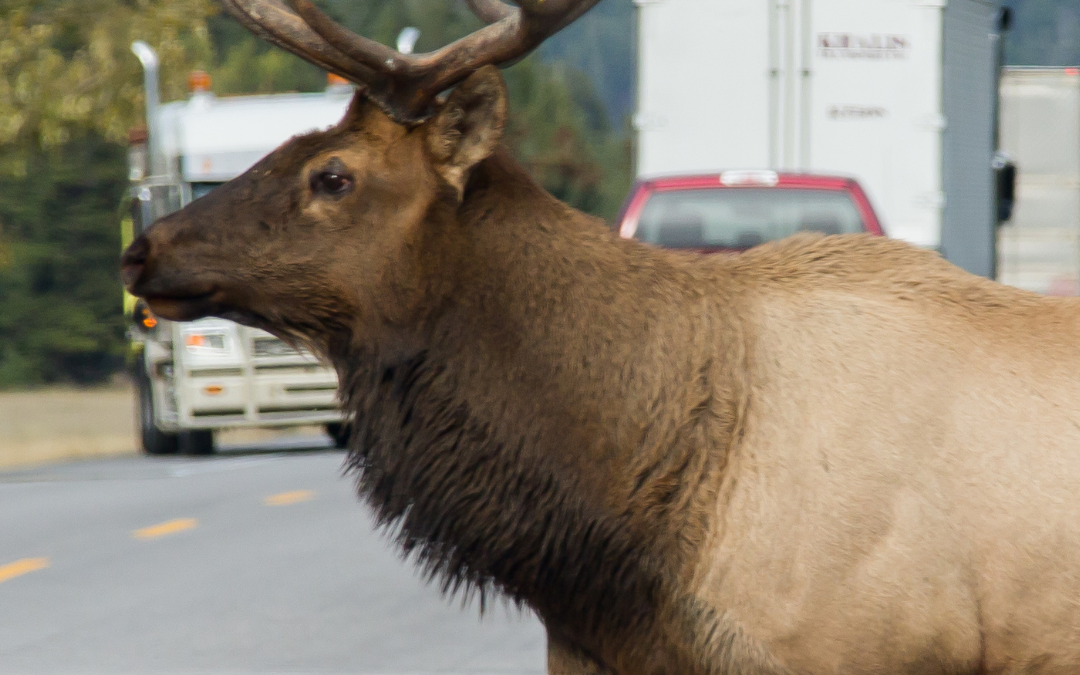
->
[464,0,515,24]
[218,0,602,124]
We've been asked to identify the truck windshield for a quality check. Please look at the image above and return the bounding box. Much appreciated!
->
[191,182,226,201]
[635,187,864,249]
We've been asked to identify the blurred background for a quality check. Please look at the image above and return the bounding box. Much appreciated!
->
[2,0,1078,399]
[0,0,1077,394]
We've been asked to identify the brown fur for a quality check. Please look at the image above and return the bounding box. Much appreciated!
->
[121,69,1080,675]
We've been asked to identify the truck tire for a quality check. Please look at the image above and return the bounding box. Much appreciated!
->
[325,422,352,449]
[136,362,179,456]
[179,430,215,456]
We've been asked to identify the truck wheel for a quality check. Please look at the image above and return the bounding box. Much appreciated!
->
[179,430,215,456]
[324,423,352,449]
[137,363,179,456]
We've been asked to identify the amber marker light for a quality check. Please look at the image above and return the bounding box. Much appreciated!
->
[134,302,158,331]
[188,70,212,93]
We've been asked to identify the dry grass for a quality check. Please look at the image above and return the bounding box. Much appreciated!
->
[0,385,333,470]
[0,385,138,470]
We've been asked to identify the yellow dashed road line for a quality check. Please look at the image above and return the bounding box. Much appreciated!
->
[265,490,316,506]
[132,518,198,540]
[7,494,314,582]
[0,557,49,584]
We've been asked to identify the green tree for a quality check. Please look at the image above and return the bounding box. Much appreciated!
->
[0,0,213,174]
[0,133,128,385]
[0,0,212,386]
[504,59,631,217]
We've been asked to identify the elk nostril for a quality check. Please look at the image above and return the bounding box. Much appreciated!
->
[120,234,151,288]
[122,234,150,267]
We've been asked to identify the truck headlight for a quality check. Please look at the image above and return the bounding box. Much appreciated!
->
[179,315,240,369]
[180,324,241,366]
[184,330,229,353]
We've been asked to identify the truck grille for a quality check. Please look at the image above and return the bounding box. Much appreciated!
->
[252,336,301,358]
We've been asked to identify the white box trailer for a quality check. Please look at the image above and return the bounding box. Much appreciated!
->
[997,67,1080,295]
[635,0,1006,276]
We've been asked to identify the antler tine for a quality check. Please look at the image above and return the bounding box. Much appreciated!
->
[222,0,602,124]
[285,0,602,123]
[287,0,422,75]
[462,0,599,35]
[515,0,604,34]
[465,0,515,25]
[220,0,387,90]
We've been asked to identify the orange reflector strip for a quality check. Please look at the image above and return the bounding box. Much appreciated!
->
[203,385,223,395]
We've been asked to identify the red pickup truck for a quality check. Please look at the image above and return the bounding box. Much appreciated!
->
[616,170,884,251]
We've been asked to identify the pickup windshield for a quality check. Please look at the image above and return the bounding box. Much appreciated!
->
[634,187,864,249]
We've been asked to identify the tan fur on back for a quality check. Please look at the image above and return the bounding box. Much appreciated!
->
[691,234,1080,674]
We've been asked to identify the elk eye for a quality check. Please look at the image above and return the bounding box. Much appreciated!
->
[313,171,352,195]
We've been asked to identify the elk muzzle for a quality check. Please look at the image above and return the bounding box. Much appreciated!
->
[121,225,228,323]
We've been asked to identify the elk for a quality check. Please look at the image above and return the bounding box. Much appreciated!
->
[120,1,1080,673]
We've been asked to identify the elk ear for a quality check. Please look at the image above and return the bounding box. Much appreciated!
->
[425,65,508,198]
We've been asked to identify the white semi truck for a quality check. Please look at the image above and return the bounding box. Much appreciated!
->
[997,67,1080,296]
[123,43,351,455]
[634,0,1011,277]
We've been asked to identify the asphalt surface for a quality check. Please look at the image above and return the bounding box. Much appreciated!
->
[0,438,545,674]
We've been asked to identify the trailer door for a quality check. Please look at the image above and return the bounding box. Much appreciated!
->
[635,0,771,177]
[807,0,945,249]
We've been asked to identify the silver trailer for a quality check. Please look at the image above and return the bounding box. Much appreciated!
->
[997,67,1080,295]
[124,43,352,455]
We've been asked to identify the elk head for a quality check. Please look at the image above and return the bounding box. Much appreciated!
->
[120,0,600,352]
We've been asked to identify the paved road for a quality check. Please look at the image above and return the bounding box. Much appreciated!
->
[0,438,545,674]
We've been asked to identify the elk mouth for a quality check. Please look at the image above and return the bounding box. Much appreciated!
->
[141,287,225,322]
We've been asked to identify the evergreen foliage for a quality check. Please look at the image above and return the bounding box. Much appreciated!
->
[0,133,128,385]
[0,0,212,174]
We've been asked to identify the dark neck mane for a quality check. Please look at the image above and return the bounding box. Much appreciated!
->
[332,150,748,672]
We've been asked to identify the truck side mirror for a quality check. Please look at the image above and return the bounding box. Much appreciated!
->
[993,152,1017,224]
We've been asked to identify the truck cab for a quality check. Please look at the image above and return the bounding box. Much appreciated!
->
[124,62,354,455]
